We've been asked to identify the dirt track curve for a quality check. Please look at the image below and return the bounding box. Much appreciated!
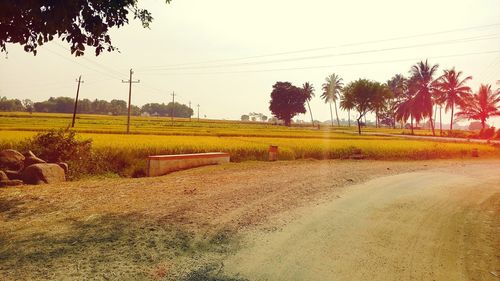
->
[225,162,500,281]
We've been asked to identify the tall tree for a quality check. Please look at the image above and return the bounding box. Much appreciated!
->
[409,60,439,135]
[386,74,408,128]
[455,84,500,130]
[342,79,392,135]
[434,68,472,132]
[269,82,307,126]
[340,83,355,127]
[302,82,315,125]
[321,73,343,127]
[0,0,172,56]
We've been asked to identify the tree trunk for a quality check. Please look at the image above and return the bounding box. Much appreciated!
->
[307,100,314,126]
[439,105,442,136]
[329,102,334,127]
[348,109,351,127]
[375,110,379,128]
[410,114,414,135]
[357,116,362,135]
[449,103,454,132]
[481,119,486,130]
[334,100,340,127]
[430,116,435,136]
[284,118,291,127]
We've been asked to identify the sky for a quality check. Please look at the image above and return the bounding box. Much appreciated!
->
[1,0,500,125]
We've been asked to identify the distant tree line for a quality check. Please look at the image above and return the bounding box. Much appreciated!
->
[241,112,268,122]
[0,96,193,118]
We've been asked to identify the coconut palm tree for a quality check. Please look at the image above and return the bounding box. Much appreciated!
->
[321,73,343,127]
[409,60,439,135]
[386,74,408,128]
[302,82,315,125]
[456,84,500,130]
[434,68,472,132]
[340,83,354,127]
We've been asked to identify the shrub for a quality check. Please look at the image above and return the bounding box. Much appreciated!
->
[22,130,93,179]
[478,127,496,139]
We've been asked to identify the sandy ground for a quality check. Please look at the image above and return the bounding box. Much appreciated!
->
[0,159,498,280]
[224,162,500,281]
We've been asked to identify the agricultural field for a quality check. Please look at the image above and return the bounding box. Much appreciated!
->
[0,112,498,178]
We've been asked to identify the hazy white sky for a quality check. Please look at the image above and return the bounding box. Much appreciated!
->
[1,0,500,124]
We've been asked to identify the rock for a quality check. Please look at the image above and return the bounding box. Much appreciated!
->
[57,162,69,174]
[21,163,66,185]
[4,170,21,180]
[0,179,23,187]
[23,150,46,166]
[0,149,25,171]
[0,170,8,181]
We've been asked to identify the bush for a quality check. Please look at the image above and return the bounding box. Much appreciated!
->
[478,127,496,139]
[494,129,500,140]
[22,130,93,179]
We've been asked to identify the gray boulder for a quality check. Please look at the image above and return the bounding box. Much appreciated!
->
[23,150,46,167]
[0,170,8,181]
[0,149,25,171]
[4,170,21,180]
[57,162,69,175]
[21,163,66,185]
[0,179,23,187]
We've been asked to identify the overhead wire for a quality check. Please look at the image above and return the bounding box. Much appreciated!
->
[138,23,500,70]
[138,50,500,76]
[139,34,500,72]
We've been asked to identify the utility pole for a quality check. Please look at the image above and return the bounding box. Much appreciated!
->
[197,104,200,122]
[122,69,140,134]
[171,92,176,126]
[189,101,192,121]
[71,75,84,128]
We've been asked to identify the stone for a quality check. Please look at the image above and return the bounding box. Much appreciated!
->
[0,170,8,181]
[21,163,66,185]
[57,162,69,174]
[4,170,21,180]
[23,150,46,166]
[0,179,23,187]
[0,149,25,171]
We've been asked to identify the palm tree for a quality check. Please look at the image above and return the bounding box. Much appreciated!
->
[321,73,343,127]
[434,68,472,132]
[409,60,439,135]
[456,84,500,130]
[340,83,354,127]
[387,74,407,128]
[302,82,315,125]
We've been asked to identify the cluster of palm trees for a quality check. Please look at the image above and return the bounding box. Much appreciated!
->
[302,60,500,136]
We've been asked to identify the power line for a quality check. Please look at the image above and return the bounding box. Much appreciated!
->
[139,34,500,72]
[138,23,500,70]
[139,50,500,76]
[44,46,123,80]
[122,69,140,134]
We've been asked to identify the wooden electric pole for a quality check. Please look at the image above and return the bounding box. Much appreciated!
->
[197,104,200,122]
[171,92,176,126]
[71,75,84,128]
[122,69,140,134]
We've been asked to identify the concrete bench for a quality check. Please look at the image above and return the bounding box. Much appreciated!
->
[147,152,230,177]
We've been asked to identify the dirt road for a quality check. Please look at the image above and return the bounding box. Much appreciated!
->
[225,162,500,281]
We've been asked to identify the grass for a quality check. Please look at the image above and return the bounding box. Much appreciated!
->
[1,112,498,178]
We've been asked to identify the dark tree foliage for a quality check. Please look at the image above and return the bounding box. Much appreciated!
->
[342,79,392,134]
[0,96,24,111]
[141,102,193,118]
[269,82,307,126]
[0,0,172,56]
